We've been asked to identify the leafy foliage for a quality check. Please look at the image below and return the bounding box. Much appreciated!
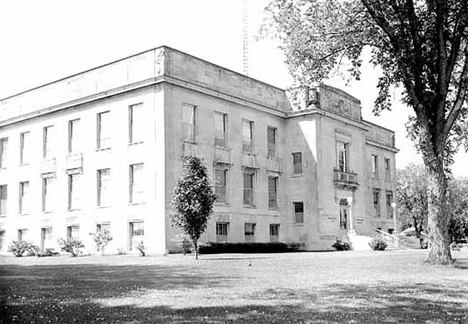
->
[58,238,84,257]
[264,0,468,264]
[369,237,388,251]
[198,242,302,254]
[332,239,351,251]
[91,229,113,252]
[171,156,217,259]
[173,232,193,255]
[8,241,38,257]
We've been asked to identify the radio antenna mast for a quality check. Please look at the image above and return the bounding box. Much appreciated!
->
[242,0,249,76]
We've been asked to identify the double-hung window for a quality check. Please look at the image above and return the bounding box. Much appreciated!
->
[0,138,8,168]
[215,167,228,203]
[129,103,144,144]
[129,164,145,204]
[214,112,227,147]
[242,120,253,153]
[97,112,111,149]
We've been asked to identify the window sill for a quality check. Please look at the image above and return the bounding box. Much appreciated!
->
[183,139,197,144]
[97,205,111,209]
[243,205,256,209]
[96,147,111,152]
[67,208,81,212]
[215,202,230,207]
[129,202,146,206]
[291,174,303,178]
[0,214,6,218]
[128,141,144,146]
[19,163,30,167]
[292,223,305,227]
[268,207,280,211]
[242,151,255,155]
[19,213,30,216]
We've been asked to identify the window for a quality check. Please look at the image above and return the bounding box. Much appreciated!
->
[19,181,30,214]
[243,170,255,206]
[386,190,393,218]
[97,111,111,149]
[129,164,145,204]
[384,158,391,180]
[0,230,5,250]
[216,222,229,242]
[97,169,111,206]
[294,202,304,223]
[268,176,278,209]
[42,177,55,212]
[40,227,53,250]
[336,142,349,172]
[18,229,28,241]
[96,223,111,232]
[267,127,277,158]
[0,138,8,168]
[244,223,256,242]
[373,188,381,217]
[68,119,81,153]
[43,126,54,159]
[215,167,228,203]
[129,103,144,144]
[67,226,80,240]
[270,224,280,243]
[182,103,196,142]
[214,112,227,147]
[372,154,378,179]
[0,185,7,215]
[20,132,30,164]
[129,221,144,250]
[242,120,253,153]
[68,173,81,210]
[292,152,302,175]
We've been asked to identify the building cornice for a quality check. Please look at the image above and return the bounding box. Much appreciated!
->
[286,108,370,131]
[365,138,400,153]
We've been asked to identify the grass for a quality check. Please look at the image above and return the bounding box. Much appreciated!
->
[1,250,467,323]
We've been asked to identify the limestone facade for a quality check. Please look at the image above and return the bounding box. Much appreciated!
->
[0,46,398,254]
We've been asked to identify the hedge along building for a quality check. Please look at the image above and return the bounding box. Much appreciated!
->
[0,46,398,255]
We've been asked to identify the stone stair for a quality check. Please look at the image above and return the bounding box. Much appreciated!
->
[396,235,423,250]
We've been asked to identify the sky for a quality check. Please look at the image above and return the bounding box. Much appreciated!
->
[0,0,467,176]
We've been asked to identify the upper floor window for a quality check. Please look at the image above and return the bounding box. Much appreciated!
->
[292,152,303,175]
[384,158,391,180]
[19,181,30,214]
[129,163,145,204]
[129,103,145,144]
[267,127,277,158]
[68,119,81,154]
[20,132,30,164]
[214,167,228,204]
[0,185,7,215]
[42,176,55,212]
[242,120,253,153]
[68,173,81,210]
[373,188,381,217]
[182,104,196,142]
[97,168,111,206]
[268,176,278,209]
[294,201,304,223]
[336,142,349,172]
[214,112,227,147]
[97,111,111,150]
[372,154,378,179]
[43,126,54,159]
[0,138,8,168]
[243,169,255,207]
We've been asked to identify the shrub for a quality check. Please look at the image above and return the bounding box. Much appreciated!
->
[369,237,388,251]
[136,241,146,256]
[8,241,38,257]
[198,242,302,254]
[37,248,59,257]
[173,233,193,255]
[332,239,351,251]
[91,229,113,252]
[58,238,84,257]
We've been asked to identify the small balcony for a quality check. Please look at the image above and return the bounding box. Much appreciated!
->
[266,157,282,173]
[182,141,200,158]
[41,158,56,174]
[333,168,359,189]
[66,153,82,170]
[241,153,258,169]
[214,147,231,165]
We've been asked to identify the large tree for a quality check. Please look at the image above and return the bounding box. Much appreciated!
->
[265,0,468,264]
[171,156,217,259]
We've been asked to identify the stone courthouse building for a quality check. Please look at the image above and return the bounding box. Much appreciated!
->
[0,46,398,254]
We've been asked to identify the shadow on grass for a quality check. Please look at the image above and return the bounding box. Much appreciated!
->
[1,268,467,324]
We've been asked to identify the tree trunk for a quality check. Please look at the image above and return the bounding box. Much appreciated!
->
[425,161,453,264]
[193,239,198,260]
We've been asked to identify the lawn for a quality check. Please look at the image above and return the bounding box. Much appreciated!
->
[0,250,467,324]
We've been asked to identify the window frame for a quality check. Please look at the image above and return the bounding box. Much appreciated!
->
[43,126,54,159]
[268,175,278,209]
[19,181,29,214]
[267,126,277,158]
[0,137,8,168]
[129,103,144,144]
[214,111,227,148]
[129,163,145,204]
[243,169,255,207]
[0,184,7,215]
[20,132,30,165]
[97,111,111,150]
[293,201,304,224]
[214,166,228,204]
[292,152,303,175]
[97,168,111,207]
[336,141,349,173]
[242,119,254,153]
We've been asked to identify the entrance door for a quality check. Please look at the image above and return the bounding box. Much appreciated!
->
[339,206,348,230]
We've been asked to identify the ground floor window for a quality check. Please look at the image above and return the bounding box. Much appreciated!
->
[41,227,53,250]
[17,229,28,241]
[0,230,5,250]
[294,202,304,223]
[129,221,144,250]
[96,223,111,232]
[67,225,80,240]
[216,222,229,243]
[270,224,280,243]
[244,223,256,243]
